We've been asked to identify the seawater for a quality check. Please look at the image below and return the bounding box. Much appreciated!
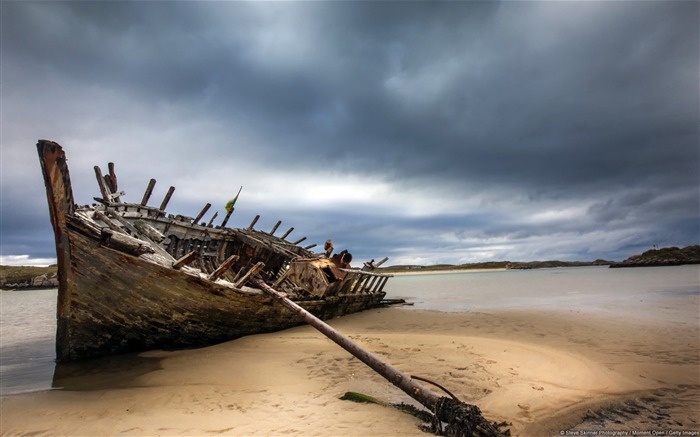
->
[0,288,57,394]
[1,265,698,395]
[386,265,700,322]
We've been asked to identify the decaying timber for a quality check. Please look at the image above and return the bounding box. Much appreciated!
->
[254,278,505,437]
[37,140,393,361]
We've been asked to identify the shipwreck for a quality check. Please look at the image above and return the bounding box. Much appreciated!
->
[37,140,392,362]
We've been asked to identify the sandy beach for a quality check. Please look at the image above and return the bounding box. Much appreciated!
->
[1,306,698,436]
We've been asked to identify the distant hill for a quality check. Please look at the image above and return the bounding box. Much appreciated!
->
[0,265,58,290]
[609,245,700,268]
[380,259,611,273]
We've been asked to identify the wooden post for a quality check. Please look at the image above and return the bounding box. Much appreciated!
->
[172,251,198,270]
[280,227,294,240]
[141,179,156,206]
[247,215,260,231]
[221,208,234,228]
[377,276,390,293]
[366,276,379,293]
[208,254,240,282]
[194,203,211,225]
[107,163,120,203]
[252,279,501,437]
[94,166,111,201]
[270,220,282,235]
[292,236,306,245]
[159,186,175,211]
[303,243,317,250]
[107,163,118,191]
[207,211,219,227]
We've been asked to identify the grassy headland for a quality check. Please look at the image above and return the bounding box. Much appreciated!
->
[0,265,58,290]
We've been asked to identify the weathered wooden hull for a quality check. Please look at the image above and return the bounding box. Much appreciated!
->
[38,140,389,361]
[59,226,383,360]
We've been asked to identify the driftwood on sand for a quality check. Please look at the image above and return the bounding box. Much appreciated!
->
[254,278,506,437]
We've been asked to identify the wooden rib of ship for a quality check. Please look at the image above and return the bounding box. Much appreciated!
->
[37,140,393,361]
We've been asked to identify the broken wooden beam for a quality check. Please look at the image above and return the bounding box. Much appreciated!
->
[221,208,234,228]
[93,209,124,233]
[159,186,175,211]
[280,227,294,240]
[303,243,317,250]
[247,215,260,231]
[375,257,389,268]
[94,166,111,201]
[141,179,156,206]
[106,162,120,202]
[134,219,165,243]
[208,254,240,282]
[270,220,282,235]
[99,228,154,256]
[207,211,219,227]
[193,203,211,225]
[292,236,307,245]
[172,251,198,270]
[235,262,264,288]
[253,279,502,437]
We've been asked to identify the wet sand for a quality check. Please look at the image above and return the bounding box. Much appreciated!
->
[1,307,698,436]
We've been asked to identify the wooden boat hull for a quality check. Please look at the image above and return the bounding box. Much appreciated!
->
[59,227,383,360]
[38,140,388,361]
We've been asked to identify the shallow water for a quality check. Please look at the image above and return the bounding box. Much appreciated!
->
[1,265,698,395]
[0,288,57,394]
[387,265,699,324]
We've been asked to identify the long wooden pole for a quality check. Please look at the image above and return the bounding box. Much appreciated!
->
[251,279,501,437]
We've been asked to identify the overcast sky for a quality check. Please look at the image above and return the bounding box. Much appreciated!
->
[1,1,698,267]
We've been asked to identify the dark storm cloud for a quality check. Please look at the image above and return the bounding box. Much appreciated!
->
[1,1,697,265]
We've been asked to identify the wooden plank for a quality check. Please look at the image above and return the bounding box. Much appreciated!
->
[106,209,175,261]
[172,251,198,269]
[141,179,156,206]
[99,228,155,256]
[93,209,124,233]
[292,236,306,245]
[134,219,165,242]
[270,220,282,235]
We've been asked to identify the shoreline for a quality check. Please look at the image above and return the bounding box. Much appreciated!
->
[388,267,509,276]
[1,306,698,436]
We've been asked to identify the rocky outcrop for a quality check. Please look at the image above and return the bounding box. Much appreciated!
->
[610,245,700,268]
[1,272,59,290]
[0,266,59,290]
